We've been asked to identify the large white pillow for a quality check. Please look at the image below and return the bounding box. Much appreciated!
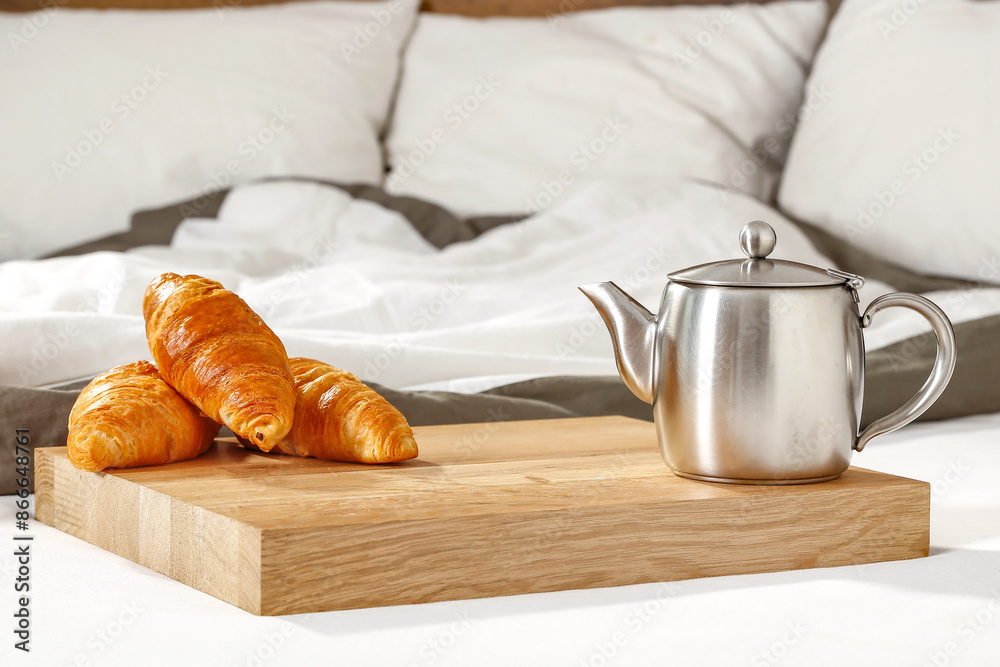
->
[778,0,1000,283]
[384,1,828,217]
[0,0,418,260]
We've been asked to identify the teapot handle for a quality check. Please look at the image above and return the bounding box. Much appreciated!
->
[855,293,957,452]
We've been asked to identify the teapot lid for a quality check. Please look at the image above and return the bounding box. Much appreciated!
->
[667,221,865,289]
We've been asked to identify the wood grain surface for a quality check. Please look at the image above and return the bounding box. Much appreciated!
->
[35,416,929,615]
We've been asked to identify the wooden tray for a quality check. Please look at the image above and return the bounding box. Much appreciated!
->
[35,416,929,615]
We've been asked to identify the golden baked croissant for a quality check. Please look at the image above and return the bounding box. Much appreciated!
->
[242,357,418,463]
[67,361,219,471]
[143,272,295,451]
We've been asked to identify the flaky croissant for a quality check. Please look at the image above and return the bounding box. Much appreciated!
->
[67,361,219,471]
[143,272,295,451]
[242,357,418,464]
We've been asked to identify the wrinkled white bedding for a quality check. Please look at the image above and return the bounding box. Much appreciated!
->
[1,177,997,392]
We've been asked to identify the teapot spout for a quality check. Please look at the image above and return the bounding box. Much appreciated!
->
[578,282,657,404]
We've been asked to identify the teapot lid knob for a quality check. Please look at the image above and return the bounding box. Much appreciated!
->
[739,221,776,259]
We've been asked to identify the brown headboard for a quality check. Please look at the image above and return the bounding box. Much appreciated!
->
[0,0,782,17]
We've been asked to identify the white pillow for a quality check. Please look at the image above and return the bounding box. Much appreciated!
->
[0,0,418,260]
[384,1,828,217]
[778,0,1000,283]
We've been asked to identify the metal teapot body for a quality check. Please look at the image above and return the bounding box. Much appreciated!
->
[580,221,957,484]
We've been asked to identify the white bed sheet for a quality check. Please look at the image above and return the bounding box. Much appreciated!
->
[1,177,995,394]
[1,410,998,666]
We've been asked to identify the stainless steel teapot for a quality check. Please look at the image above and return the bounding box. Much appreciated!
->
[580,221,957,484]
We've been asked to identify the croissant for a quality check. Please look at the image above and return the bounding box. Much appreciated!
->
[242,357,418,463]
[143,272,295,451]
[67,361,219,471]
